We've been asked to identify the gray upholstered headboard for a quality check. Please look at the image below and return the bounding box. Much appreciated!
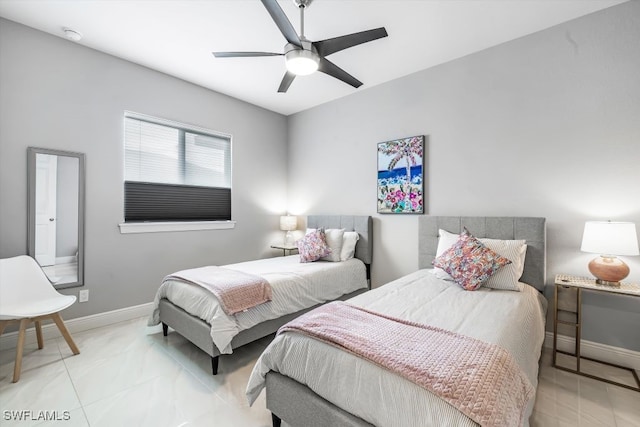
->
[307,215,373,267]
[418,216,546,291]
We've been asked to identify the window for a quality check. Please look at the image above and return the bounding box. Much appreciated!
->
[123,112,231,223]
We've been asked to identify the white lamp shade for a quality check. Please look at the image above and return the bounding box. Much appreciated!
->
[581,221,639,256]
[279,215,297,231]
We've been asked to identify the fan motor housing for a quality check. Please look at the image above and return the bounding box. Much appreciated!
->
[284,41,317,55]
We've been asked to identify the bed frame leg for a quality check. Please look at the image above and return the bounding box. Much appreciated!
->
[211,356,219,375]
[162,322,168,336]
[271,413,281,427]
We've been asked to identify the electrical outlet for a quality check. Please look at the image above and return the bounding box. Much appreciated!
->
[79,289,89,303]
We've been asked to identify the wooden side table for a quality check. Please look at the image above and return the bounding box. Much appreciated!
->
[553,274,640,392]
[270,244,297,256]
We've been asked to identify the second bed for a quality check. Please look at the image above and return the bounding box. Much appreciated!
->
[149,214,373,374]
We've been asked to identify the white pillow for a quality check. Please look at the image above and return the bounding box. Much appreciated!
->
[340,232,359,261]
[430,229,527,291]
[435,229,459,256]
[320,228,345,262]
[430,229,459,280]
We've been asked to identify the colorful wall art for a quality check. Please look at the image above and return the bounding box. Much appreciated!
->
[377,135,424,214]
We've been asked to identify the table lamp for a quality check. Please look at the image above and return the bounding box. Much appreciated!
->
[581,221,639,286]
[280,215,297,245]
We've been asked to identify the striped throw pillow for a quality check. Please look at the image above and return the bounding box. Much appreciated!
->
[480,239,527,291]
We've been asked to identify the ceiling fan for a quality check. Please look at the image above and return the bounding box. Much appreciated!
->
[212,0,388,93]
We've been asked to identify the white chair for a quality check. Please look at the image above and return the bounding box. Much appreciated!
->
[0,255,80,382]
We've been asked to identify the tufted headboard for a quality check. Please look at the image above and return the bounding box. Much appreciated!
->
[418,216,546,291]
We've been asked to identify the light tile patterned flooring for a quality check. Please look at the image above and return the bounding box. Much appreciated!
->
[0,317,638,426]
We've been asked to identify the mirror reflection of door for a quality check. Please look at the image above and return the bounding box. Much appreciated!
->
[35,153,58,266]
[29,148,82,287]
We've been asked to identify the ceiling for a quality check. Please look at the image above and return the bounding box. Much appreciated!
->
[0,0,626,116]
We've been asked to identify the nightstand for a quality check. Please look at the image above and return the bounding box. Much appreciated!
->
[270,244,297,256]
[553,274,640,392]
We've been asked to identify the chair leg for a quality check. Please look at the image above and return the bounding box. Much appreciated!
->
[35,320,44,349]
[51,313,80,355]
[13,318,29,383]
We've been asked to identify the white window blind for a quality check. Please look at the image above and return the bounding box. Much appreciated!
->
[123,113,232,222]
[125,118,231,188]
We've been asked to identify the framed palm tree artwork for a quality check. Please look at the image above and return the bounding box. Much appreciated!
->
[377,135,424,214]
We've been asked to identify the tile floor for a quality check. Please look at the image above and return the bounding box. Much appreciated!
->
[0,317,638,427]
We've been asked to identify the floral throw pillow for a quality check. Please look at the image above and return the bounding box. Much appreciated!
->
[432,228,512,291]
[297,228,332,263]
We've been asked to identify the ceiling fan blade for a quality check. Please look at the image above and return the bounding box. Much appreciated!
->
[261,0,301,47]
[278,71,296,93]
[213,51,282,58]
[314,27,388,57]
[318,58,362,89]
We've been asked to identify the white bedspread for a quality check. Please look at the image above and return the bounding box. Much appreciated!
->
[148,255,367,354]
[246,269,547,427]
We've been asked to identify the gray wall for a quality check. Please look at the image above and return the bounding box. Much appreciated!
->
[0,18,289,319]
[287,2,640,351]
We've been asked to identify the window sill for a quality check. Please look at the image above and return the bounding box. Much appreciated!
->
[118,220,236,234]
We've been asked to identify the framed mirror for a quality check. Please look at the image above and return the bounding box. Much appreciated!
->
[28,147,85,288]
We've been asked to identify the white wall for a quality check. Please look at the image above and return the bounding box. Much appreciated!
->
[0,18,289,319]
[287,2,640,350]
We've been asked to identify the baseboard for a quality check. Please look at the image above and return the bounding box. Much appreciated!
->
[544,332,640,371]
[0,302,154,351]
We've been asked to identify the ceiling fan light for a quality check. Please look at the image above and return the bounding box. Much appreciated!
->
[285,49,319,76]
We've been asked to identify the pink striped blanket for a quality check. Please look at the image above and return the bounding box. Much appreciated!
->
[164,266,272,315]
[278,301,534,427]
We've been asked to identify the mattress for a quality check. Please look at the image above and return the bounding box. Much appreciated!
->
[149,255,367,354]
[247,269,547,427]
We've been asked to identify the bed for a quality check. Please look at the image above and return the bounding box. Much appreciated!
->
[247,216,547,427]
[150,215,372,375]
